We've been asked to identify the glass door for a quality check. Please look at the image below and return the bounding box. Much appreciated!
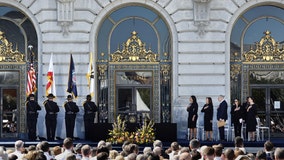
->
[1,88,18,138]
[269,88,284,136]
[116,87,151,123]
[251,86,284,138]
[0,71,20,138]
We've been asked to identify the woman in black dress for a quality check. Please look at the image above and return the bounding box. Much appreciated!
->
[201,97,213,141]
[231,98,244,138]
[246,96,257,141]
[187,95,198,140]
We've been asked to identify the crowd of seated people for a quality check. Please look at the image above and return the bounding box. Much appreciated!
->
[0,137,283,160]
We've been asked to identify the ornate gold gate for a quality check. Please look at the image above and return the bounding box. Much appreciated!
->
[97,31,172,123]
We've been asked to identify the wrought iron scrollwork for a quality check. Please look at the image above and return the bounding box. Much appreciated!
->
[0,31,25,62]
[110,31,158,62]
[243,30,284,62]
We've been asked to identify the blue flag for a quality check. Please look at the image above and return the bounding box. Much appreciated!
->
[67,54,78,98]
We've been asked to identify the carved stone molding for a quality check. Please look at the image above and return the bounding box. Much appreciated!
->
[56,0,75,36]
[193,0,211,36]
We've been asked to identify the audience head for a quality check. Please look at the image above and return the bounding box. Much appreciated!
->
[153,140,163,148]
[52,146,62,156]
[234,148,245,158]
[8,154,17,160]
[179,152,191,160]
[109,150,119,159]
[97,152,109,160]
[235,155,250,160]
[171,142,179,151]
[246,153,255,160]
[65,153,76,160]
[74,143,83,154]
[115,155,125,160]
[143,147,152,155]
[264,141,274,152]
[189,139,200,152]
[91,147,98,157]
[40,141,49,152]
[98,140,106,148]
[199,145,208,157]
[153,147,162,156]
[27,145,36,152]
[179,147,190,154]
[34,151,47,160]
[234,136,244,147]
[14,140,24,151]
[224,148,235,160]
[63,137,74,150]
[256,150,267,160]
[191,151,201,160]
[97,145,110,156]
[147,152,160,160]
[203,146,215,160]
[81,145,91,158]
[127,153,137,160]
[136,154,147,160]
[275,147,284,160]
[212,144,223,157]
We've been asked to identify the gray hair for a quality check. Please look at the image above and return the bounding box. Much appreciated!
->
[14,140,24,150]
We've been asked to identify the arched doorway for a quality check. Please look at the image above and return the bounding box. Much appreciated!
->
[230,5,284,139]
[0,6,38,138]
[96,5,172,124]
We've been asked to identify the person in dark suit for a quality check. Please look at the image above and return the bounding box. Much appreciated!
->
[187,95,198,140]
[231,98,245,138]
[83,94,98,140]
[44,93,59,141]
[26,94,41,140]
[64,95,79,139]
[201,97,213,141]
[217,95,228,141]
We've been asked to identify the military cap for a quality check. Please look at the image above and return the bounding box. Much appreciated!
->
[67,95,73,99]
[47,93,55,98]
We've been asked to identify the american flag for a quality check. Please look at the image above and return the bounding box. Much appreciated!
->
[26,63,37,96]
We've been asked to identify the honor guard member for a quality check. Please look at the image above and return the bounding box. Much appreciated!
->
[83,95,98,140]
[64,95,79,139]
[44,93,59,141]
[26,94,41,140]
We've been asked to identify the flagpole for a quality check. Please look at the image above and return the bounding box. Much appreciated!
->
[28,45,33,63]
[26,44,37,96]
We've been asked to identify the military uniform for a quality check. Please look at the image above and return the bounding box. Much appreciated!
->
[83,95,98,140]
[26,94,41,140]
[64,95,79,139]
[44,93,59,141]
